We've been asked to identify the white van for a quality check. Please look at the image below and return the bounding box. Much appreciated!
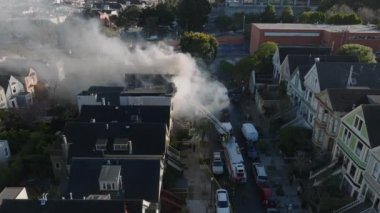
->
[252,163,268,184]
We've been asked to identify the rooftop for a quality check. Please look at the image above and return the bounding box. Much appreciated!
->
[67,158,161,202]
[98,165,121,182]
[64,122,167,160]
[79,105,171,126]
[318,88,380,112]
[0,187,25,205]
[278,46,331,63]
[362,104,380,148]
[315,62,380,90]
[253,23,380,33]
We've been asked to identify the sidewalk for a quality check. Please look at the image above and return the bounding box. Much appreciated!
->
[182,135,214,213]
[241,97,302,212]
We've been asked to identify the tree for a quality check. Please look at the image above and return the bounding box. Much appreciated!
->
[357,7,377,24]
[180,32,218,63]
[177,0,211,31]
[261,4,277,23]
[114,6,142,29]
[281,5,294,23]
[279,127,312,157]
[327,13,362,25]
[251,41,278,73]
[337,43,377,63]
[298,11,326,24]
[215,15,233,31]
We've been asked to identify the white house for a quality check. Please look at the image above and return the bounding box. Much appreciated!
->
[0,140,11,165]
[0,74,33,108]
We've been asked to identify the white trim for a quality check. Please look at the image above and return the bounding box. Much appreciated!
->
[264,32,320,37]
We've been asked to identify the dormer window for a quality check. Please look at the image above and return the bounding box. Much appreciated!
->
[96,138,108,151]
[98,165,122,191]
[113,138,129,151]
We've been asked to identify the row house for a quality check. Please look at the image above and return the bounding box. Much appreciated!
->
[313,89,380,151]
[0,68,38,109]
[271,46,330,82]
[333,104,380,200]
[300,62,380,129]
[361,147,380,212]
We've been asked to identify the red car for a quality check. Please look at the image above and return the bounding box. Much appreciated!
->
[257,182,278,209]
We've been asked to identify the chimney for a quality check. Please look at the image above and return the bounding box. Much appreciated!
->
[101,97,106,106]
[314,57,320,63]
[128,140,133,154]
[106,123,109,130]
[69,192,73,200]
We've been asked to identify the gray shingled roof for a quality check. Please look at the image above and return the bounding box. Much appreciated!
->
[324,88,380,112]
[278,46,331,63]
[0,75,10,90]
[315,63,380,90]
[67,158,161,202]
[362,104,380,148]
[286,55,358,76]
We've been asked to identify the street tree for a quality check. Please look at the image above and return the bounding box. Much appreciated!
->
[180,32,218,63]
[298,11,326,23]
[177,0,211,31]
[281,5,294,23]
[261,4,277,23]
[337,43,377,63]
[251,41,278,73]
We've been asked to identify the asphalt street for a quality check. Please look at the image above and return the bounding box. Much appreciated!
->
[209,101,265,213]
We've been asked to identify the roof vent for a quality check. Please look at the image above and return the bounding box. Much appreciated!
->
[90,118,96,123]
[314,57,320,63]
[40,193,48,206]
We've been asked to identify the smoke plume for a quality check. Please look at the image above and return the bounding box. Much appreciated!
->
[0,0,229,118]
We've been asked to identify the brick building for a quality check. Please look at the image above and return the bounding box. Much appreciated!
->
[250,23,380,57]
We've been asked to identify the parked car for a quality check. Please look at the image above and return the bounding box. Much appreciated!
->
[212,151,224,175]
[252,163,268,184]
[215,189,231,213]
[258,182,277,209]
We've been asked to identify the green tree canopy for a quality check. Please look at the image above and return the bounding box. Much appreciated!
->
[298,11,326,24]
[177,0,211,31]
[281,5,294,23]
[113,5,142,29]
[251,41,278,73]
[327,13,362,25]
[337,43,377,63]
[279,127,312,157]
[261,4,277,23]
[180,32,218,63]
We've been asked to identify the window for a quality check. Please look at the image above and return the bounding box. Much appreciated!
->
[350,164,357,178]
[364,151,370,163]
[358,173,363,185]
[354,116,363,131]
[55,163,61,170]
[355,142,363,157]
[333,119,338,133]
[343,128,352,144]
[4,148,8,157]
[107,183,111,190]
[112,183,115,190]
[372,163,380,180]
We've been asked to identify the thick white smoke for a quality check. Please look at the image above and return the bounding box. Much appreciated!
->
[0,0,229,118]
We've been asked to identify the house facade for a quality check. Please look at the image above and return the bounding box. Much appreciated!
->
[361,147,380,211]
[0,74,34,109]
[333,104,380,199]
[0,140,11,165]
[313,89,380,151]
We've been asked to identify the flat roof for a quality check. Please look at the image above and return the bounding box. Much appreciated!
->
[253,23,380,33]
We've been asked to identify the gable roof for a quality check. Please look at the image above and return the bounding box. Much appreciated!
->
[64,122,167,160]
[0,199,145,213]
[320,89,380,112]
[0,187,25,205]
[315,63,380,90]
[286,55,358,76]
[362,104,380,148]
[278,46,331,63]
[79,105,170,126]
[293,65,313,90]
[67,158,161,202]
